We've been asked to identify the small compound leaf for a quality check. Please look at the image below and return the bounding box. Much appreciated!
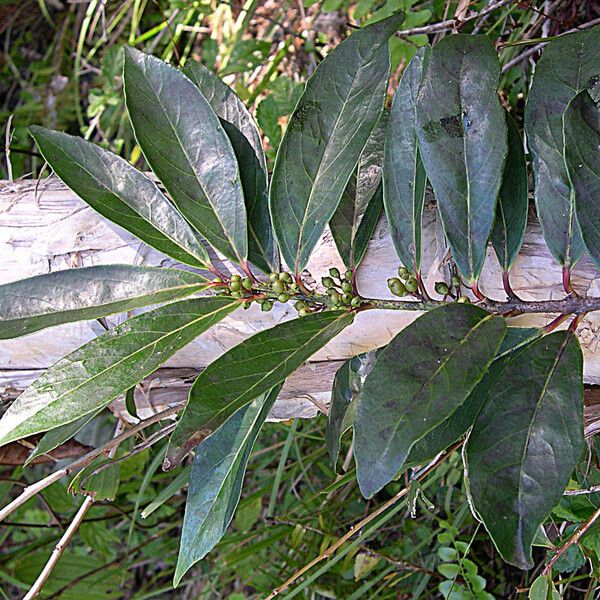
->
[165,310,354,468]
[491,114,529,273]
[0,297,239,447]
[184,61,277,273]
[174,387,278,585]
[565,90,600,271]
[330,111,387,269]
[270,13,404,272]
[29,127,210,269]
[123,47,248,263]
[383,45,430,272]
[466,332,584,569]
[416,35,507,282]
[0,265,206,340]
[407,327,540,467]
[524,26,600,267]
[354,303,506,499]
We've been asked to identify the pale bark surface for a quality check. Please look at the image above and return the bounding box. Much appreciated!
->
[2,178,600,430]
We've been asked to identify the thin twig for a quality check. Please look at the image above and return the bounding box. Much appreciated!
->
[265,441,462,599]
[0,405,181,524]
[543,506,600,576]
[563,485,600,496]
[4,114,13,181]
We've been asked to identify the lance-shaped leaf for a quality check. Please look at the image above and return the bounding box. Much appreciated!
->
[524,26,600,268]
[565,91,600,271]
[269,12,403,272]
[407,327,541,467]
[184,61,277,273]
[490,114,528,273]
[465,332,584,569]
[354,303,506,499]
[383,45,429,272]
[0,265,206,340]
[416,35,507,283]
[123,48,248,264]
[0,297,238,447]
[29,127,210,269]
[330,111,388,269]
[174,387,278,585]
[165,310,354,468]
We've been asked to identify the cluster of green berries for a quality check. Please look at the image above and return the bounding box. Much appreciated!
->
[387,266,419,297]
[321,267,362,308]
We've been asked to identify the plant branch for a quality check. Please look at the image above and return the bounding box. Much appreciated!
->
[265,441,462,599]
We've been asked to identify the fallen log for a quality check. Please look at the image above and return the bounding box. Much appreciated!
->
[2,177,600,434]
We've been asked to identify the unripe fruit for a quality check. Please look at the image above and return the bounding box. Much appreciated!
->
[295,300,308,311]
[299,308,311,317]
[272,280,285,294]
[326,287,337,296]
[342,292,352,304]
[387,277,401,289]
[398,266,409,280]
[435,281,449,295]
[388,278,406,297]
[261,300,273,311]
[341,282,353,293]
[451,275,461,288]
[229,280,242,292]
[351,296,361,308]
[289,283,299,293]
[231,291,243,299]
[457,296,470,303]
[242,277,253,290]
[405,277,418,293]
[269,272,279,282]
[344,269,353,281]
[322,276,335,288]
[212,277,223,284]
[279,272,293,283]
[329,267,341,279]
[231,274,242,282]
[330,291,341,305]
[278,293,289,303]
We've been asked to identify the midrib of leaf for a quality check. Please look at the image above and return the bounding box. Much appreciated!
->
[379,313,497,460]
[459,55,473,281]
[21,300,237,424]
[45,138,207,265]
[516,332,572,538]
[295,47,380,271]
[126,63,244,263]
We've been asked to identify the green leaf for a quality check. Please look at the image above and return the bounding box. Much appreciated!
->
[0,265,206,340]
[490,114,528,273]
[165,310,354,468]
[529,575,560,600]
[72,457,121,501]
[173,387,278,585]
[141,465,191,518]
[29,126,210,269]
[0,297,238,447]
[416,35,507,283]
[564,90,600,271]
[466,331,584,569]
[407,327,541,467]
[330,111,387,269]
[123,47,247,264]
[183,61,277,273]
[524,27,600,268]
[354,303,506,498]
[269,12,403,272]
[383,45,429,272]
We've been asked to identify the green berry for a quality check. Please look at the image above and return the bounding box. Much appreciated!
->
[269,272,279,282]
[351,296,361,308]
[390,281,407,297]
[398,267,410,280]
[322,276,335,288]
[242,277,253,290]
[231,291,243,299]
[405,277,419,293]
[457,296,471,303]
[278,293,289,303]
[327,287,337,296]
[330,291,341,305]
[289,283,299,293]
[272,280,285,294]
[344,269,353,281]
[341,281,353,293]
[295,300,308,311]
[212,277,223,284]
[299,308,310,317]
[243,301,252,309]
[261,300,273,312]
[342,292,352,304]
[279,272,293,283]
[451,275,461,288]
[435,281,449,295]
[329,267,341,279]
[229,280,242,292]
[388,277,402,289]
[231,274,242,282]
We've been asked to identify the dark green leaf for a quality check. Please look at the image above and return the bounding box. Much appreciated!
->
[466,332,584,569]
[72,457,121,501]
[416,35,507,283]
[383,45,429,272]
[174,387,278,585]
[29,127,209,269]
[0,265,206,340]
[123,48,247,263]
[0,297,238,447]
[565,90,600,271]
[141,466,191,518]
[330,111,387,268]
[407,327,541,467]
[165,310,354,468]
[269,13,403,272]
[354,303,506,498]
[524,27,600,268]
[491,114,528,272]
[183,61,277,273]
